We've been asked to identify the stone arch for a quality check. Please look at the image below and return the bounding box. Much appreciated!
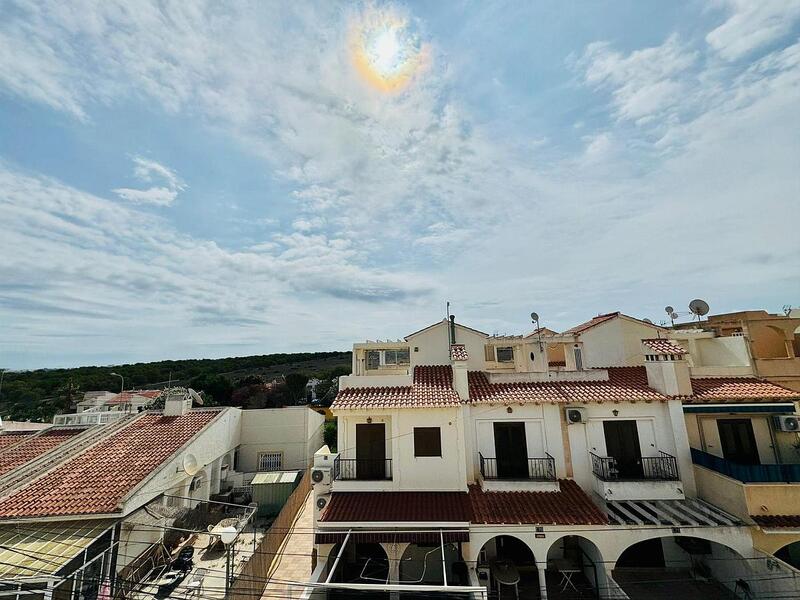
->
[476,535,539,597]
[398,542,464,585]
[754,324,790,358]
[605,529,753,567]
[775,540,800,570]
[325,541,390,586]
[545,534,608,596]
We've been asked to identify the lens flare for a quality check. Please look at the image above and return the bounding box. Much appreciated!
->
[349,7,429,93]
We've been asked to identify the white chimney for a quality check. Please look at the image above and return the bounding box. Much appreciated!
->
[450,344,469,401]
[642,340,693,397]
[164,391,191,416]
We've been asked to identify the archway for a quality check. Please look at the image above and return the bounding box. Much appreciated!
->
[477,535,538,598]
[614,536,750,599]
[775,540,800,570]
[398,542,466,586]
[326,542,390,598]
[545,535,605,598]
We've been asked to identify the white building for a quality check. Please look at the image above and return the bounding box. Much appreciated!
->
[309,314,800,599]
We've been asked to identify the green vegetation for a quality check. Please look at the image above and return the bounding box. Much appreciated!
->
[323,420,337,452]
[0,352,351,422]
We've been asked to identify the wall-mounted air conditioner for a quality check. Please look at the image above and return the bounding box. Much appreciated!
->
[773,415,800,432]
[565,407,587,424]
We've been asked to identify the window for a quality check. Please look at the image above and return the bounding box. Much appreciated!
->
[414,427,442,457]
[258,452,282,471]
[496,347,514,362]
[366,350,380,370]
[384,349,411,366]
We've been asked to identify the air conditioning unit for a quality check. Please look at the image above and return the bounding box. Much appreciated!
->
[311,467,331,486]
[314,493,331,520]
[565,407,587,424]
[773,415,800,432]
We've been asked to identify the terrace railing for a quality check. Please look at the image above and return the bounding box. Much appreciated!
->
[591,451,679,481]
[691,448,800,483]
[479,452,556,481]
[332,457,392,481]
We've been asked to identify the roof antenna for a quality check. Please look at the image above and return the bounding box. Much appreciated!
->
[531,312,543,350]
[689,299,710,323]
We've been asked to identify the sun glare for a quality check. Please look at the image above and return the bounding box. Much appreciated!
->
[350,7,428,93]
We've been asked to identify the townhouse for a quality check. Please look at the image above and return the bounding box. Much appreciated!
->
[310,313,800,599]
[0,392,324,600]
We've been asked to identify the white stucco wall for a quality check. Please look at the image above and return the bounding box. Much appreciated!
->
[580,318,663,368]
[335,407,468,492]
[238,406,324,472]
[408,321,488,370]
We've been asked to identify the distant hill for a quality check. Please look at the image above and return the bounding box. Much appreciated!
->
[0,351,352,422]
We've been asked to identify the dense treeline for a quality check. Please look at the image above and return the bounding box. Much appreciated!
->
[0,351,351,422]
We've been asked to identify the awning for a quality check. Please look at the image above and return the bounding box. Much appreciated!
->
[0,520,115,580]
[683,403,795,414]
[315,530,469,544]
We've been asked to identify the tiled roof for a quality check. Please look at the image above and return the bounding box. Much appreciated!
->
[0,433,34,451]
[0,428,85,477]
[642,338,687,354]
[107,390,162,404]
[0,410,221,518]
[469,480,608,525]
[332,366,461,410]
[751,515,800,528]
[321,491,472,522]
[450,344,469,361]
[468,366,667,405]
[562,312,620,335]
[685,377,800,403]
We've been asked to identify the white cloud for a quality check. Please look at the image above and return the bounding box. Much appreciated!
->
[706,0,800,61]
[113,155,185,206]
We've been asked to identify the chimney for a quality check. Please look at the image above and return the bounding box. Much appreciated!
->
[164,390,191,416]
[450,343,469,401]
[642,340,693,397]
[449,314,457,345]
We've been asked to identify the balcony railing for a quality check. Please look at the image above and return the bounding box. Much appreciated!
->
[591,451,679,481]
[479,452,556,481]
[52,411,128,426]
[691,448,800,483]
[332,457,392,481]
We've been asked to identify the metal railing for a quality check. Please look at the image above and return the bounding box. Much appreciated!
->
[52,411,129,426]
[332,457,392,481]
[691,448,800,483]
[591,451,679,481]
[479,452,556,481]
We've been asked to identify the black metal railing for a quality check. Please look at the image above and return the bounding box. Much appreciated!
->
[691,448,800,483]
[479,452,556,481]
[332,457,392,481]
[590,451,679,481]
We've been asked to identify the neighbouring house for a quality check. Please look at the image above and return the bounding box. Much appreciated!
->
[75,389,162,414]
[308,313,800,599]
[0,393,324,599]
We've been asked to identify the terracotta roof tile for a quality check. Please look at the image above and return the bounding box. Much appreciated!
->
[685,378,800,403]
[107,390,162,404]
[751,515,800,528]
[562,312,620,335]
[0,428,85,477]
[642,338,687,354]
[450,344,469,362]
[321,491,472,522]
[0,433,35,451]
[468,366,667,405]
[0,410,221,518]
[468,480,608,525]
[332,366,461,410]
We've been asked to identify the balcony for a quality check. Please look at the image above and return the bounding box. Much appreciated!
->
[332,457,392,482]
[590,451,684,501]
[478,452,558,492]
[692,448,800,522]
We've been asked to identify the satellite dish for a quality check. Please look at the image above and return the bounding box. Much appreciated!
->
[183,453,201,476]
[643,318,653,324]
[689,299,710,318]
[670,312,679,320]
[664,306,674,314]
[188,388,204,406]
[530,312,539,322]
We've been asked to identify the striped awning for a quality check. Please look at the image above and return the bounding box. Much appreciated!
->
[604,498,740,527]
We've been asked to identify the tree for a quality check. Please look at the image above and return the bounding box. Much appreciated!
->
[55,379,81,413]
[285,373,310,404]
[324,420,337,452]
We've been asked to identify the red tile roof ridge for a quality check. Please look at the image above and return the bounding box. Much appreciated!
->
[683,376,800,402]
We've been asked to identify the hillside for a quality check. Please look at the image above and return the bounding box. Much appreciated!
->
[0,351,352,422]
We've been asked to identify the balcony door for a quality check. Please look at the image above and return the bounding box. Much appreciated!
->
[603,420,643,479]
[356,423,386,480]
[494,422,528,479]
[717,419,759,465]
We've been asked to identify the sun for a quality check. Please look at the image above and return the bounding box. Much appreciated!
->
[349,7,429,93]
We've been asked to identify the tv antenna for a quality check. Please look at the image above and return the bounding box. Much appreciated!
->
[689,299,710,322]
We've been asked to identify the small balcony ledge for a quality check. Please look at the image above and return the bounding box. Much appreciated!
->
[590,451,684,501]
[478,453,560,492]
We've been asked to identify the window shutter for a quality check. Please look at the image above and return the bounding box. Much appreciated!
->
[484,345,495,361]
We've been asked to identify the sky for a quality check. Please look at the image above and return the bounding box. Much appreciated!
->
[1,0,799,369]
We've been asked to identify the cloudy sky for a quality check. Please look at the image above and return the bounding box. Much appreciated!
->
[1,1,799,369]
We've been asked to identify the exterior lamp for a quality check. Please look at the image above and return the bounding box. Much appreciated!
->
[218,526,238,596]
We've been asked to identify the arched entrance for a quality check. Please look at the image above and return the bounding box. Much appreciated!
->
[776,540,800,570]
[614,536,750,599]
[398,542,467,586]
[477,535,538,598]
[545,535,605,598]
[326,542,390,598]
